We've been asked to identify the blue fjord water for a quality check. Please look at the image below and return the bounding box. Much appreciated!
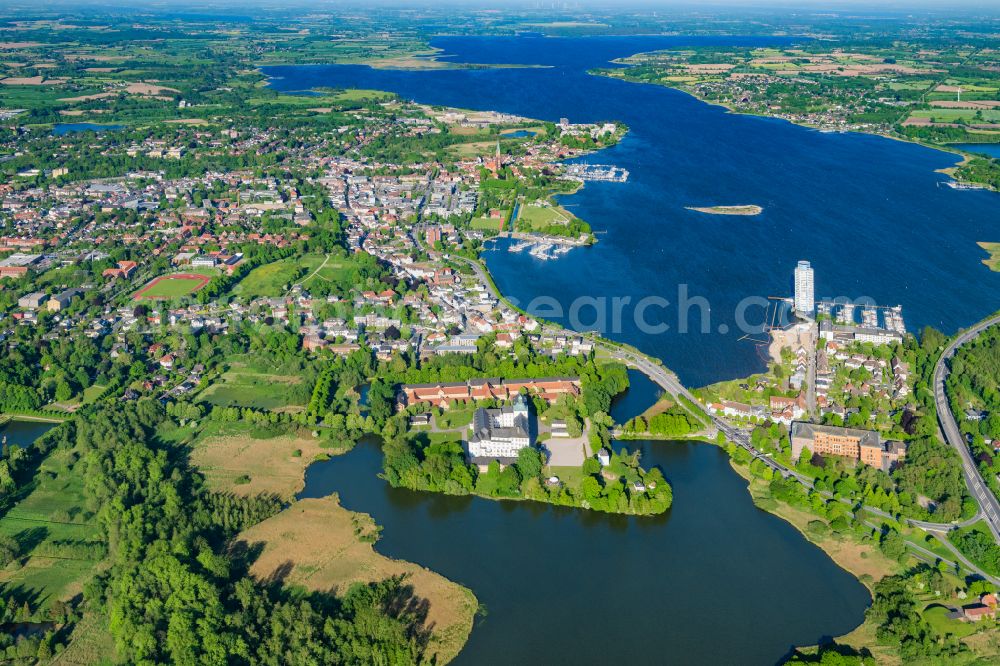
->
[271,35,998,663]
[953,143,1000,159]
[265,34,999,387]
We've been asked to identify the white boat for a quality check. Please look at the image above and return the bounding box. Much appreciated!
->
[529,243,554,259]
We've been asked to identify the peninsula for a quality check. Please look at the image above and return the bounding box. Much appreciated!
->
[591,41,1000,191]
[978,242,1000,272]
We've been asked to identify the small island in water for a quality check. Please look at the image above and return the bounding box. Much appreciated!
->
[686,204,763,216]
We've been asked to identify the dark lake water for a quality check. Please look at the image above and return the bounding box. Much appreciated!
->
[0,420,56,447]
[52,123,123,135]
[609,368,663,423]
[264,34,1000,387]
[300,438,869,665]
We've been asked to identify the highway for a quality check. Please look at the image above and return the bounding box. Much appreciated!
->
[933,314,1000,542]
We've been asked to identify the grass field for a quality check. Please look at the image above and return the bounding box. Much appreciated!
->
[696,372,775,406]
[469,215,506,232]
[199,364,307,411]
[79,384,107,404]
[189,421,332,499]
[517,203,574,229]
[0,451,103,607]
[133,272,212,300]
[52,383,107,412]
[237,496,477,664]
[448,140,496,158]
[499,125,546,137]
[888,80,936,91]
[898,528,956,562]
[636,396,676,421]
[52,611,118,666]
[547,465,586,492]
[923,604,979,639]
[435,407,475,430]
[235,253,367,298]
[232,256,315,297]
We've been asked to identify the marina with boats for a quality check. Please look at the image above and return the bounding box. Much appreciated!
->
[563,163,629,182]
[508,239,575,260]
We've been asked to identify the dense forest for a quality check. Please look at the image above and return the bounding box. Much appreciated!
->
[0,402,442,663]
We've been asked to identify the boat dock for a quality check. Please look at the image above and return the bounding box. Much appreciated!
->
[562,163,629,183]
[500,232,590,259]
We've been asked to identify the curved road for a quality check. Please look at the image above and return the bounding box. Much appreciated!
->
[934,314,1000,542]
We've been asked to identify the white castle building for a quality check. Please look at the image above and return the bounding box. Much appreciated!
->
[466,393,533,468]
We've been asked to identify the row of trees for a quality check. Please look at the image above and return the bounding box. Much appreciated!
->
[951,529,1000,577]
[621,407,698,437]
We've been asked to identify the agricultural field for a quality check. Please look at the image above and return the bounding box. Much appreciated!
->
[908,108,1000,123]
[0,23,424,132]
[247,89,394,109]
[927,79,1000,103]
[252,37,437,67]
[132,272,212,301]
[199,363,309,412]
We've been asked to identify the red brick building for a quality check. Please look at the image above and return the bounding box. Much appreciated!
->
[399,377,581,410]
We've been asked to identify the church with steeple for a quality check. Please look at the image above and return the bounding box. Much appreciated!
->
[485,140,503,176]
